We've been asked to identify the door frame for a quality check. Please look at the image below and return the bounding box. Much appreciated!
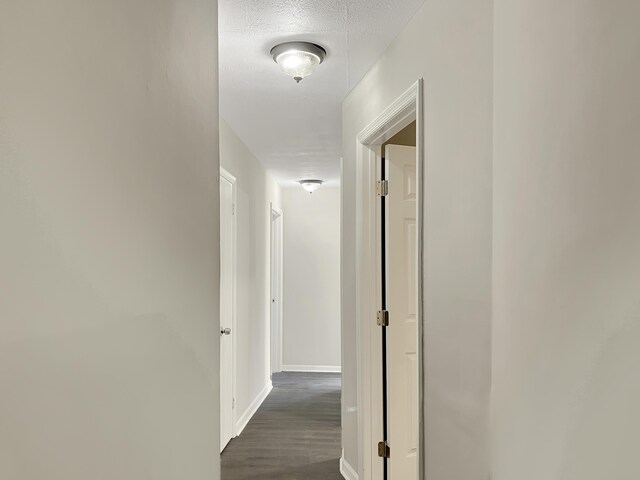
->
[220,167,238,441]
[354,79,425,480]
[270,204,284,375]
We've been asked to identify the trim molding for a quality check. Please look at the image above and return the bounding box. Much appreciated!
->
[235,381,273,436]
[282,365,341,373]
[340,455,359,480]
[357,82,419,145]
[220,166,237,184]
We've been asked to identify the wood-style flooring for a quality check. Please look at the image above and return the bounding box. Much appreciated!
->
[221,372,342,480]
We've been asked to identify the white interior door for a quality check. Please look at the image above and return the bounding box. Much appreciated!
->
[270,208,283,374]
[386,144,418,478]
[220,172,235,452]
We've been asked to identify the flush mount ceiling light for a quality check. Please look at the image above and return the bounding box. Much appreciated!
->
[299,179,323,193]
[270,42,326,83]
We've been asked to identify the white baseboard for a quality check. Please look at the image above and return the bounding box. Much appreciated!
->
[282,365,341,373]
[340,455,359,480]
[235,381,273,437]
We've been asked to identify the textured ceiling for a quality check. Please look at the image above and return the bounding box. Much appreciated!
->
[219,0,425,187]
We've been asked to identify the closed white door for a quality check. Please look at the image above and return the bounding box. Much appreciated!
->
[270,209,283,374]
[386,144,418,479]
[220,173,235,452]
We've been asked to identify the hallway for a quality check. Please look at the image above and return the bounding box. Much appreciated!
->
[221,373,342,479]
[3,1,640,479]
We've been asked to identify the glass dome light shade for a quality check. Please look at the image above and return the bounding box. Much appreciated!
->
[299,179,323,193]
[271,42,326,83]
[277,50,320,81]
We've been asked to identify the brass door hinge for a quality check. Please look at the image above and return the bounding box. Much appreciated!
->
[376,180,389,196]
[378,441,390,458]
[376,310,389,327]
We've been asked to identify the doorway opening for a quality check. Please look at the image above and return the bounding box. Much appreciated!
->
[220,168,237,453]
[355,80,424,480]
[270,204,283,375]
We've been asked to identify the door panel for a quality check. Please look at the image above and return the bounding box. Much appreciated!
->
[270,211,283,374]
[220,175,234,452]
[386,144,418,479]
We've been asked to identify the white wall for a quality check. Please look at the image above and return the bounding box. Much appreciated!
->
[341,0,493,476]
[492,1,640,479]
[219,119,281,428]
[282,187,341,371]
[0,1,220,479]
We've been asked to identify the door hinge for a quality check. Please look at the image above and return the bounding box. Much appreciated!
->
[232,203,236,215]
[376,180,389,196]
[378,441,390,458]
[376,310,389,327]
[232,397,236,409]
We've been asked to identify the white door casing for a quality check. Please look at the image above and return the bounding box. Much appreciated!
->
[353,79,424,480]
[386,145,418,478]
[220,169,236,452]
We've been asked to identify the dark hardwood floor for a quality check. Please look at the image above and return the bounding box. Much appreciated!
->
[221,372,343,480]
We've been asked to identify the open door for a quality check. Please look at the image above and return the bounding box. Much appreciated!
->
[385,144,418,478]
[220,169,236,452]
[379,143,418,478]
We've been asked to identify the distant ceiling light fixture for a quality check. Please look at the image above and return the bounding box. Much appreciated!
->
[270,42,326,83]
[299,179,323,193]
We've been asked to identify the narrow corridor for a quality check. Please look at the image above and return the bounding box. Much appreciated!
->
[221,373,342,479]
